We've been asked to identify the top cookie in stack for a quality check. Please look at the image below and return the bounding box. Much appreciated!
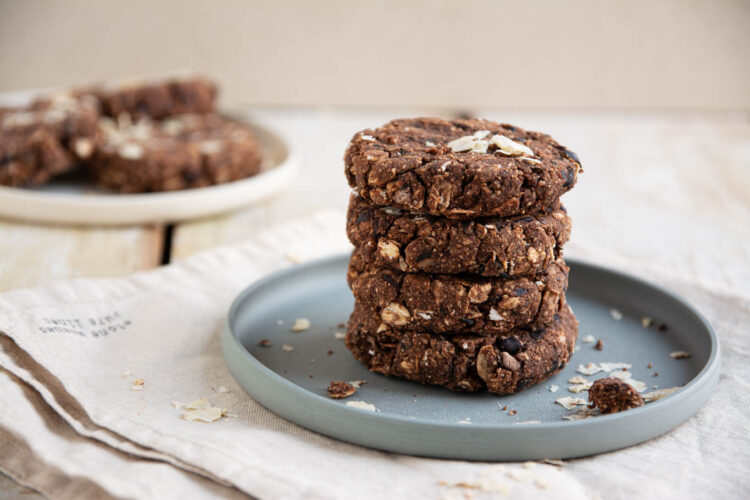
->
[343,117,582,395]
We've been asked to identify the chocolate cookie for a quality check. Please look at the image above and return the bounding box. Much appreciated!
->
[1,93,100,187]
[348,249,568,335]
[86,76,217,120]
[346,194,571,277]
[345,302,577,395]
[89,113,262,193]
[344,117,581,219]
[588,377,644,414]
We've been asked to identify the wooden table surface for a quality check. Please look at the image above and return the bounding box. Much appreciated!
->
[1,107,749,497]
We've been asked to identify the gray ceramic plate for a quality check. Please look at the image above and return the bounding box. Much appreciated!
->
[222,254,720,461]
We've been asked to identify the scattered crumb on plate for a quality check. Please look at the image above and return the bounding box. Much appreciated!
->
[346,400,378,412]
[670,351,691,359]
[555,396,587,410]
[291,318,311,332]
[327,380,357,399]
[610,309,623,321]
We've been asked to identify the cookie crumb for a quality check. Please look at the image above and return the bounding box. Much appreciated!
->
[281,344,294,352]
[582,335,595,343]
[610,309,623,321]
[588,377,644,413]
[653,372,659,377]
[658,323,668,332]
[548,384,559,393]
[534,478,549,490]
[327,380,357,399]
[181,398,226,423]
[594,339,603,351]
[349,380,367,388]
[647,362,653,369]
[508,410,517,416]
[334,331,346,340]
[131,378,145,391]
[291,318,311,332]
[641,316,653,328]
[670,351,691,359]
[327,350,334,355]
[501,405,508,411]
[258,339,271,347]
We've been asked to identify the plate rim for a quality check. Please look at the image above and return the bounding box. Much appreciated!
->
[223,254,721,457]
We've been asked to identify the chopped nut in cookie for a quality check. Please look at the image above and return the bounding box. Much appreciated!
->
[381,302,411,326]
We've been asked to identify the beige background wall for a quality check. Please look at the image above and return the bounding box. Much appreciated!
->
[1,0,749,110]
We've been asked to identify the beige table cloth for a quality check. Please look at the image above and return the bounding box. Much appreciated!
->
[0,211,748,500]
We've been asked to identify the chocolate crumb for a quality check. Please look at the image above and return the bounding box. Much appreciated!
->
[502,405,508,411]
[327,350,334,356]
[653,372,659,377]
[658,324,668,332]
[327,380,357,399]
[594,339,603,351]
[337,322,346,329]
[508,409,517,416]
[588,377,644,414]
[308,374,313,379]
[258,339,271,347]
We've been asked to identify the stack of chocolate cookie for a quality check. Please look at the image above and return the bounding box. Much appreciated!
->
[343,118,581,395]
[1,76,263,192]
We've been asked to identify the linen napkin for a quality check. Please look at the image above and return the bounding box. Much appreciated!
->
[0,212,747,500]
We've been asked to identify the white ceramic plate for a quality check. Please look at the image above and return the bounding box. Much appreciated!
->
[0,90,299,225]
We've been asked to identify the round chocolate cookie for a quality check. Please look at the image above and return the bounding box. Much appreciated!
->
[345,302,577,395]
[348,249,568,336]
[346,194,571,277]
[86,77,217,120]
[344,117,581,219]
[1,93,100,187]
[90,113,263,193]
